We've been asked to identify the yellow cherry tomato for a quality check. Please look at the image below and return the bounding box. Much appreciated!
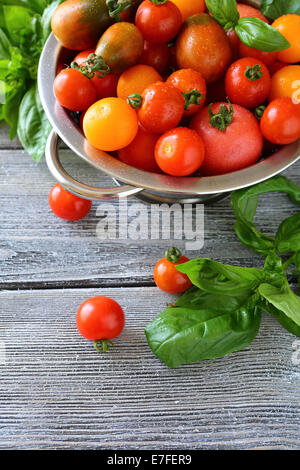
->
[117,64,162,100]
[171,0,206,21]
[272,14,300,63]
[269,65,300,103]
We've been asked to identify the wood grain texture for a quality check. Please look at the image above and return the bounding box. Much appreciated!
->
[0,287,300,450]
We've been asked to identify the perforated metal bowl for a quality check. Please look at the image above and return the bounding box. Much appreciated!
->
[38,0,300,204]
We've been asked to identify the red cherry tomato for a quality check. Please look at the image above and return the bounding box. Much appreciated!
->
[49,183,92,221]
[139,40,171,76]
[260,97,300,145]
[73,50,119,99]
[135,0,182,44]
[167,69,207,116]
[191,101,263,176]
[155,127,205,176]
[134,81,184,134]
[53,68,96,111]
[154,247,192,294]
[225,58,271,108]
[76,297,125,351]
[239,42,277,67]
[118,122,161,172]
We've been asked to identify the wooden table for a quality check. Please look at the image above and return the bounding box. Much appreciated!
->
[0,122,300,450]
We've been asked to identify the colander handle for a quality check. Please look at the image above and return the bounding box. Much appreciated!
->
[45,130,144,200]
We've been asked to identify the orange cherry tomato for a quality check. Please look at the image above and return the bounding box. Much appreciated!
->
[139,41,171,76]
[154,247,192,294]
[260,97,300,145]
[118,123,161,173]
[170,0,206,21]
[117,64,162,100]
[49,183,92,221]
[167,69,207,116]
[269,65,300,103]
[272,15,300,63]
[155,127,205,177]
[53,68,96,111]
[83,97,138,151]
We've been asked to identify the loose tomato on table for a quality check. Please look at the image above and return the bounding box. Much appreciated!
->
[225,58,271,109]
[73,50,119,100]
[118,123,161,173]
[117,64,162,100]
[49,184,92,221]
[76,296,125,352]
[53,68,96,111]
[167,69,207,117]
[128,81,184,134]
[260,97,300,145]
[83,97,138,151]
[272,15,300,63]
[139,41,171,76]
[135,0,182,44]
[155,127,205,176]
[269,65,300,102]
[154,247,192,294]
[190,100,263,176]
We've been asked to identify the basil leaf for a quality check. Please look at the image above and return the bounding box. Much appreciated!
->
[17,84,52,162]
[235,17,291,52]
[261,0,300,20]
[41,0,61,40]
[205,0,240,30]
[231,175,300,256]
[145,297,261,368]
[175,287,250,313]
[176,259,262,296]
[259,282,300,337]
[275,212,300,254]
[0,29,10,59]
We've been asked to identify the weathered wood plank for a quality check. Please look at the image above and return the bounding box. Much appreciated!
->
[0,287,299,450]
[0,123,21,149]
[1,149,300,287]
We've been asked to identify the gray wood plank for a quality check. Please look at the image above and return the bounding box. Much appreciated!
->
[1,148,300,287]
[0,287,299,450]
[0,123,21,149]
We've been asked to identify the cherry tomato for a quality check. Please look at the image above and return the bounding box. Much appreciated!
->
[83,97,139,151]
[154,247,192,294]
[118,123,161,172]
[155,127,205,176]
[260,97,300,145]
[53,68,96,111]
[117,64,162,100]
[135,0,182,44]
[73,50,119,100]
[167,69,207,116]
[134,82,185,134]
[76,297,125,351]
[139,41,171,76]
[269,65,300,102]
[49,183,92,221]
[268,60,288,76]
[170,0,205,21]
[190,101,263,176]
[272,15,300,63]
[239,42,277,67]
[225,58,271,108]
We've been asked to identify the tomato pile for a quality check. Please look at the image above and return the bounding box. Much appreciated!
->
[52,0,300,177]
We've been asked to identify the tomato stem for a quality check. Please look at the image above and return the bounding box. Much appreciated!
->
[94,339,114,353]
[208,98,234,132]
[165,247,182,263]
[150,0,168,5]
[244,64,263,81]
[71,54,110,79]
[127,93,142,109]
[255,105,266,121]
[182,89,203,111]
[106,0,131,22]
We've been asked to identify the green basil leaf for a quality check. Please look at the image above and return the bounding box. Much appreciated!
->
[231,175,300,256]
[17,84,52,162]
[235,17,291,52]
[175,287,250,313]
[275,212,300,254]
[258,282,300,336]
[145,297,262,368]
[0,29,10,59]
[205,0,240,30]
[263,253,287,287]
[41,0,61,40]
[261,0,300,20]
[176,259,262,296]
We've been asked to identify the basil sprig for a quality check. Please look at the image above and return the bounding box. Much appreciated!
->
[261,0,300,20]
[206,0,290,52]
[146,176,300,368]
